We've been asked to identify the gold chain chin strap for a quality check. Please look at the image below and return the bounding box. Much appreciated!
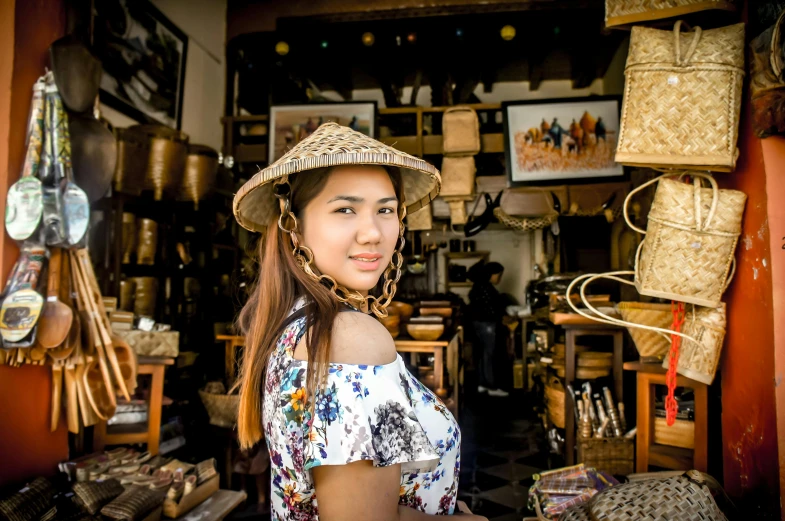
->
[273,176,406,319]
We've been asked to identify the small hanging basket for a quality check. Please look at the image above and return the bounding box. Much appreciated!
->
[180,144,218,210]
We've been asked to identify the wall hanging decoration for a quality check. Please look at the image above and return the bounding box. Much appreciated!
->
[268,102,377,163]
[615,21,745,172]
[605,0,736,28]
[503,97,623,185]
[92,0,188,129]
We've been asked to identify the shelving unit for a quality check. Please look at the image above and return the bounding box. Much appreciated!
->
[443,251,489,293]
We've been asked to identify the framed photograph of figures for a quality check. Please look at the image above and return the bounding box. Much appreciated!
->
[268,102,377,163]
[93,0,188,129]
[503,97,624,185]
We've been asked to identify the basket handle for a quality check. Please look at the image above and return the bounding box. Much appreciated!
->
[674,20,702,66]
[623,172,720,235]
[566,272,700,344]
[443,106,477,116]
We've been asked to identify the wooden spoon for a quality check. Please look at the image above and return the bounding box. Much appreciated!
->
[112,334,138,396]
[51,363,63,432]
[37,248,73,348]
[64,365,80,433]
[83,359,116,420]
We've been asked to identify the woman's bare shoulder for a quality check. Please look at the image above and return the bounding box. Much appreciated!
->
[329,312,397,366]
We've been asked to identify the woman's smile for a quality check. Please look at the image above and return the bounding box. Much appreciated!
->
[349,253,382,271]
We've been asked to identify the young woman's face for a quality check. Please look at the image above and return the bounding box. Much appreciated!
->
[300,166,400,294]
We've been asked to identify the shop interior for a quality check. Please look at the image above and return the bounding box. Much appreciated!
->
[0,0,784,520]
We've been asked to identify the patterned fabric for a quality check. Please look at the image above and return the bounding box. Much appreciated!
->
[264,312,461,520]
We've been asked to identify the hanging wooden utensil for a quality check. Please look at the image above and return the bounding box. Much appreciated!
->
[64,364,80,433]
[70,251,120,404]
[69,105,117,203]
[112,334,138,396]
[51,363,63,432]
[83,359,116,420]
[6,78,45,241]
[37,248,73,348]
[50,88,89,247]
[73,249,130,400]
[41,84,67,246]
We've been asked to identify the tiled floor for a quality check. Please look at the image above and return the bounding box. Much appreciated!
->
[457,388,547,521]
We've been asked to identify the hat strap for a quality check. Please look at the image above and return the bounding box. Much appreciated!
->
[274,178,406,319]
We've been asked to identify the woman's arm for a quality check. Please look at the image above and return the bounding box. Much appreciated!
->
[313,461,487,520]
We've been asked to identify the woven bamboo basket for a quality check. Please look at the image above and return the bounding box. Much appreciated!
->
[72,479,125,515]
[605,1,736,28]
[442,106,480,155]
[663,303,726,385]
[544,376,565,429]
[180,144,218,210]
[615,22,745,172]
[0,477,55,521]
[494,207,558,232]
[114,127,149,196]
[101,487,166,521]
[577,436,634,476]
[627,173,746,307]
[440,156,476,197]
[617,302,672,360]
[137,125,188,200]
[406,205,433,231]
[199,390,239,428]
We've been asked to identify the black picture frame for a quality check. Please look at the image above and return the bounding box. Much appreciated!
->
[93,0,188,129]
[503,96,625,187]
[268,102,378,163]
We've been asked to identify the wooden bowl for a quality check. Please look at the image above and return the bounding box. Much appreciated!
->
[380,314,400,329]
[388,301,413,321]
[420,307,452,318]
[407,324,444,341]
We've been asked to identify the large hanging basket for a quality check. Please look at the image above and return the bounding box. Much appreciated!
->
[663,303,727,385]
[199,390,239,428]
[617,302,673,360]
[605,0,736,28]
[615,21,745,172]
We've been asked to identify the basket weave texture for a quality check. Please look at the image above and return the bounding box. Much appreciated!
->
[588,473,727,520]
[199,390,239,428]
[617,302,672,359]
[605,0,736,27]
[442,107,480,155]
[615,22,745,171]
[136,125,189,201]
[635,175,746,307]
[440,156,476,197]
[664,303,726,385]
[180,145,218,210]
[72,479,125,515]
[577,437,634,476]
[406,206,434,231]
[0,477,55,521]
[101,486,165,521]
[114,127,148,196]
[545,376,565,429]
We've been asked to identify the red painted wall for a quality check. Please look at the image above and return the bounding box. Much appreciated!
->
[0,0,68,487]
[720,114,780,517]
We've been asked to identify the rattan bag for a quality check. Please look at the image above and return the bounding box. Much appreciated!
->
[605,1,735,28]
[615,22,745,172]
[440,156,476,197]
[626,173,745,307]
[442,107,480,155]
[406,206,433,231]
[617,302,673,360]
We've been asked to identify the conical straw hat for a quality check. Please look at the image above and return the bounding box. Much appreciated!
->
[233,122,441,232]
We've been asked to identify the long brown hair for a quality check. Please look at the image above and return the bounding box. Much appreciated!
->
[236,166,404,449]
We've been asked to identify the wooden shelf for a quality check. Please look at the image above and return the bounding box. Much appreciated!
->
[648,444,694,470]
[222,114,269,123]
[381,133,504,157]
[234,143,268,164]
[445,251,490,259]
[446,281,472,288]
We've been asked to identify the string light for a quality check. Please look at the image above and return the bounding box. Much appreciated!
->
[501,25,516,41]
[407,32,417,43]
[275,41,289,55]
[362,32,375,46]
[456,28,464,38]
[320,40,328,49]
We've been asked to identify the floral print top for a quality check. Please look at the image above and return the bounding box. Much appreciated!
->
[263,306,461,520]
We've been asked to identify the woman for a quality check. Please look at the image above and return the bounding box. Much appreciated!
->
[468,262,507,397]
[233,123,485,520]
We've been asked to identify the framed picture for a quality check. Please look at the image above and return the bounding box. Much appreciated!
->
[269,102,377,163]
[93,0,188,129]
[503,96,624,185]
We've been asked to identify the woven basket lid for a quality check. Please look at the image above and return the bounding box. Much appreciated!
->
[233,122,441,232]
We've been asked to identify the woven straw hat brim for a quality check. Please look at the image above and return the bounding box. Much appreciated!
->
[233,122,441,232]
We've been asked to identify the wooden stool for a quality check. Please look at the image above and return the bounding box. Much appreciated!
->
[624,362,708,472]
[562,324,624,466]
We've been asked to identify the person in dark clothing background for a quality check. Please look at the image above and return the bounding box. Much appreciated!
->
[468,261,508,397]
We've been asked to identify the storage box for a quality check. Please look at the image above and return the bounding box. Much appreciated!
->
[577,436,634,476]
[116,330,179,358]
[440,156,476,197]
[442,107,480,155]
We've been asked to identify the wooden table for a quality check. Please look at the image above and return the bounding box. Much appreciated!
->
[94,357,174,455]
[174,489,247,521]
[624,361,708,473]
[216,335,244,387]
[562,323,624,466]
[395,331,460,401]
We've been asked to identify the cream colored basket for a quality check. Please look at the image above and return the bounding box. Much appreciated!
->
[617,302,672,360]
[615,21,745,172]
[442,106,480,155]
[567,274,727,384]
[626,173,746,307]
[440,156,476,197]
[605,1,736,28]
[406,205,433,231]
